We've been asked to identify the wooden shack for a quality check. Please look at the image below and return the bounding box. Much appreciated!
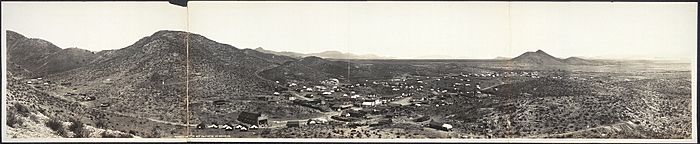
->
[286,121,300,127]
[237,111,268,126]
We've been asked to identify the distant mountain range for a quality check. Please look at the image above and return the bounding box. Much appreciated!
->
[252,47,393,59]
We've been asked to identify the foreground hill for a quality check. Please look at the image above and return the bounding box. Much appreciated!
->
[8,30,322,133]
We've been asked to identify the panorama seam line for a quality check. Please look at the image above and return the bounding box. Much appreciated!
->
[185,5,191,138]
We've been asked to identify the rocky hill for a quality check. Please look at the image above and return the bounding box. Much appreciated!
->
[509,50,601,66]
[6,31,98,77]
[510,50,566,65]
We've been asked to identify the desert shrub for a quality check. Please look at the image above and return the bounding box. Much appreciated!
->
[6,111,23,128]
[46,118,68,137]
[95,119,108,128]
[69,119,89,138]
[149,126,162,138]
[14,103,31,116]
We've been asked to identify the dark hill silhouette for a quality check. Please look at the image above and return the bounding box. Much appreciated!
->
[510,50,565,65]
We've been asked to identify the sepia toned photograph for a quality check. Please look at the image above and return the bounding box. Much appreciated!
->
[1,1,697,143]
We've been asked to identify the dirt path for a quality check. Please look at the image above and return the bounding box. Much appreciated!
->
[528,120,638,138]
[254,64,282,86]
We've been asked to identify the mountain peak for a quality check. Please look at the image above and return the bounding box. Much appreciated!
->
[148,30,190,40]
[510,50,565,65]
[6,30,26,39]
[151,30,188,36]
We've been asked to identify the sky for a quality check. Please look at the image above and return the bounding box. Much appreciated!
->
[2,2,697,60]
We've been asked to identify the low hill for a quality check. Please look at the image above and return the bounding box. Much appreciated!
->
[562,57,597,65]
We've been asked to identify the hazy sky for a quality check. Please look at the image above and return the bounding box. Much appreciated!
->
[2,2,697,60]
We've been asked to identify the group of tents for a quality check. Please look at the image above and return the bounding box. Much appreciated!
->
[196,123,260,131]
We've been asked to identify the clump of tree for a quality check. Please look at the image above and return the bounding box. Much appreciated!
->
[14,103,31,116]
[7,111,23,128]
[7,103,31,128]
